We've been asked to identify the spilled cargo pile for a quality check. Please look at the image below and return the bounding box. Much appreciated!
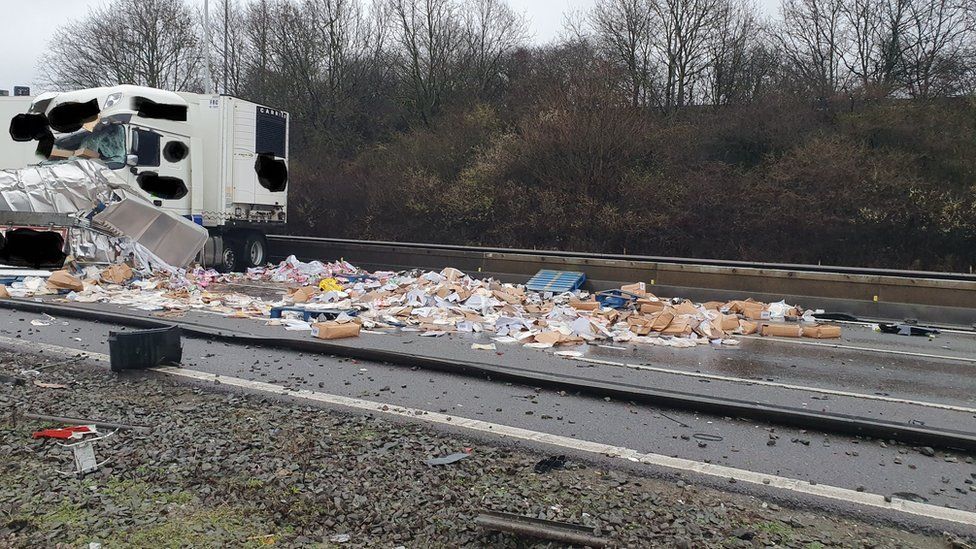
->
[0,255,841,350]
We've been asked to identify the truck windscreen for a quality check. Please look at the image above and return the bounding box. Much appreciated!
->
[51,124,126,168]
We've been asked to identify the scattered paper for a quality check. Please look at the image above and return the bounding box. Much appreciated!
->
[471,343,496,351]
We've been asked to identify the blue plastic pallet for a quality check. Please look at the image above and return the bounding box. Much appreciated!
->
[525,270,586,293]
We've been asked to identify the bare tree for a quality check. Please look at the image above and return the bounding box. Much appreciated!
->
[705,0,762,104]
[202,0,250,95]
[243,0,275,98]
[39,0,203,91]
[253,0,388,134]
[840,0,910,93]
[776,0,851,98]
[900,0,975,98]
[591,0,657,107]
[462,0,528,97]
[388,0,466,125]
[653,0,724,108]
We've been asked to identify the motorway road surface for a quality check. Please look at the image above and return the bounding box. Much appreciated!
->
[2,303,975,533]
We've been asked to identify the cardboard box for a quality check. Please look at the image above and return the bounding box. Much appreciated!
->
[595,309,619,324]
[441,267,464,282]
[742,305,769,320]
[761,323,802,338]
[650,311,675,332]
[569,299,600,311]
[719,314,740,331]
[802,325,842,339]
[534,331,583,346]
[638,299,666,314]
[75,147,100,159]
[534,331,563,345]
[661,319,692,336]
[737,320,759,335]
[291,286,319,303]
[492,289,522,305]
[620,282,647,296]
[628,316,653,336]
[0,285,9,299]
[694,319,722,339]
[100,263,133,284]
[672,301,698,315]
[311,321,361,340]
[47,270,83,292]
[48,148,74,160]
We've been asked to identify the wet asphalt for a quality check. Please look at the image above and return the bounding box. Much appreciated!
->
[2,303,975,525]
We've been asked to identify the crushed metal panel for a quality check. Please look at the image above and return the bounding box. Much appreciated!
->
[93,199,207,267]
[0,160,125,213]
[0,159,207,267]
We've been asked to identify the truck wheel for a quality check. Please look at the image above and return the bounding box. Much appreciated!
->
[216,244,239,273]
[243,233,267,268]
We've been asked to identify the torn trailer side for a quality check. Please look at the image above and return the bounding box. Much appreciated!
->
[2,84,289,272]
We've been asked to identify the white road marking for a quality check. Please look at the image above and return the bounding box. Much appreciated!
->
[2,336,974,527]
[738,334,976,364]
[567,356,976,414]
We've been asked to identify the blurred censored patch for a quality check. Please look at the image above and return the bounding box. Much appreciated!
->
[48,99,100,133]
[133,97,188,121]
[254,153,288,192]
[137,172,189,200]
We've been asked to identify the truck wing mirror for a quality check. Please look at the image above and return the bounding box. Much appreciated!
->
[126,154,138,167]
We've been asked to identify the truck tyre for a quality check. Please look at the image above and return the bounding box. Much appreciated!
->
[243,233,267,269]
[216,242,241,273]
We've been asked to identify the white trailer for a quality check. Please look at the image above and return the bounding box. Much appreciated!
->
[0,96,41,169]
[2,84,289,271]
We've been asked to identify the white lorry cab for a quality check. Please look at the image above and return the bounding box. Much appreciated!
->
[3,84,289,271]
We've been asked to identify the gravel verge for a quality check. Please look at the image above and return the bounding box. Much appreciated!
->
[0,349,967,548]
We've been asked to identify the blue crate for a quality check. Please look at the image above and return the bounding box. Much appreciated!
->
[595,289,642,310]
[525,270,586,293]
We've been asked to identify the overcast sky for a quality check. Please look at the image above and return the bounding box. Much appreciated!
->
[1,0,777,93]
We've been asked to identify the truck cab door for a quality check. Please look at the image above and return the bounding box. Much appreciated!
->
[128,126,192,216]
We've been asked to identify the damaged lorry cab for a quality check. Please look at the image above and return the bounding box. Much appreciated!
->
[1,84,289,271]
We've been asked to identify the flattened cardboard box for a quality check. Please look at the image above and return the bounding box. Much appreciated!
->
[661,319,692,336]
[638,299,665,314]
[100,263,133,284]
[291,286,319,303]
[47,270,83,292]
[311,321,361,340]
[627,317,653,336]
[569,299,600,311]
[650,311,674,332]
